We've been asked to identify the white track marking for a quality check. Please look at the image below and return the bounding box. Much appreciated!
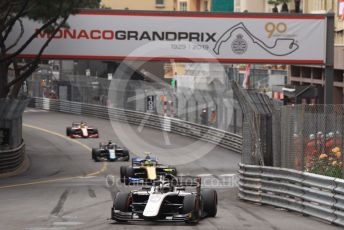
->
[220,174,237,177]
[25,228,66,230]
[53,222,83,226]
[197,174,213,177]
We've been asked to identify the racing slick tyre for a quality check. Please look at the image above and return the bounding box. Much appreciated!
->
[123,150,130,161]
[125,167,135,185]
[94,129,99,138]
[92,149,101,162]
[91,148,97,160]
[120,166,127,183]
[183,194,201,224]
[201,189,217,218]
[66,127,72,136]
[112,192,132,222]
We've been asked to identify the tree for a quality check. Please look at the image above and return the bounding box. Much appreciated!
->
[0,0,101,99]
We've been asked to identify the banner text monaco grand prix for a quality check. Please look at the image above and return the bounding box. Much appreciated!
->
[8,11,327,64]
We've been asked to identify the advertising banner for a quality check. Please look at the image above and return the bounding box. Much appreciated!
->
[8,11,327,64]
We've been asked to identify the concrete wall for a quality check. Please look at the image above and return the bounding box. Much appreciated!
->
[238,0,266,12]
[0,99,28,149]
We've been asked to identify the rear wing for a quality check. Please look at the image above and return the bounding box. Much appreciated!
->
[174,176,201,187]
[175,176,201,197]
[131,157,158,166]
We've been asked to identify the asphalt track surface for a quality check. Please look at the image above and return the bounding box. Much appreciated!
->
[0,109,342,230]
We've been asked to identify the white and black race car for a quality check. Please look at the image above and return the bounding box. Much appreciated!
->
[112,176,217,224]
[92,141,130,162]
[66,122,99,138]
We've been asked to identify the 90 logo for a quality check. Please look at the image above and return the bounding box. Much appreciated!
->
[265,22,287,38]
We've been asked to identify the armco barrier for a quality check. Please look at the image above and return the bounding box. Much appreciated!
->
[29,97,243,153]
[0,141,25,174]
[239,163,344,227]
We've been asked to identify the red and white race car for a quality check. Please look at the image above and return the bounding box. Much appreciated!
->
[66,122,99,138]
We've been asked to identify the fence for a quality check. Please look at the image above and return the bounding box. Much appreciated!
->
[238,163,344,227]
[279,105,344,178]
[26,74,243,135]
[232,82,274,166]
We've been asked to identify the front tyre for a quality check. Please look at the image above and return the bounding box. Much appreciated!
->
[112,192,131,222]
[66,127,72,136]
[183,194,201,224]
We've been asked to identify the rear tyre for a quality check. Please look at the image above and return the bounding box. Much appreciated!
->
[201,189,217,218]
[123,150,130,161]
[94,129,99,138]
[112,192,131,222]
[125,167,134,185]
[66,127,71,136]
[92,149,101,162]
[120,166,127,183]
[183,194,201,224]
[91,148,97,160]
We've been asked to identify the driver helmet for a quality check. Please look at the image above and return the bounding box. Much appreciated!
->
[159,182,171,193]
[144,152,151,160]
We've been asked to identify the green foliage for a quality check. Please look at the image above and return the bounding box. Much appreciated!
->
[1,0,101,32]
[0,0,101,98]
[306,147,343,179]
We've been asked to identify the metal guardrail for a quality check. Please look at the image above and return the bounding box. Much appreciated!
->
[29,97,243,153]
[238,163,344,227]
[0,141,25,174]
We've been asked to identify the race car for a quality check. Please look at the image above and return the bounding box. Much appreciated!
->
[120,154,177,185]
[92,141,130,162]
[66,122,99,138]
[111,176,217,224]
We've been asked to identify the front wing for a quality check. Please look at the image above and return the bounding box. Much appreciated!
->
[111,209,192,222]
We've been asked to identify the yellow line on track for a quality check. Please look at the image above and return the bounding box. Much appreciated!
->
[0,124,107,189]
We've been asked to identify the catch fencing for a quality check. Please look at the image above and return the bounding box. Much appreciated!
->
[279,105,344,178]
[26,74,243,135]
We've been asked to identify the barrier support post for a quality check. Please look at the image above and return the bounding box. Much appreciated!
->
[325,12,335,105]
